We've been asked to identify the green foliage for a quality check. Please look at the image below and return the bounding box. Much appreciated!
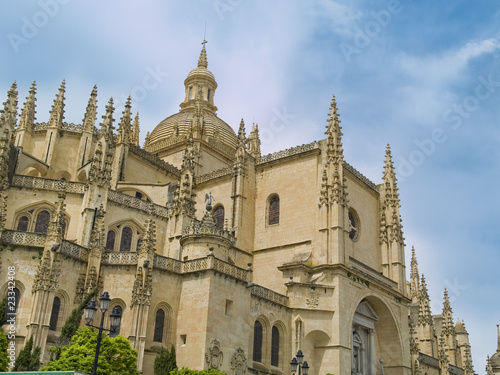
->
[51,289,97,360]
[0,294,7,326]
[0,329,8,372]
[13,335,41,371]
[154,344,177,375]
[170,368,227,375]
[42,326,139,375]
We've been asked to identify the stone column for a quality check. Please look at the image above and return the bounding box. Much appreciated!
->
[369,329,376,375]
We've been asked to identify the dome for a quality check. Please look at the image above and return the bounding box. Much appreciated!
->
[145,43,237,156]
[490,352,500,368]
[186,66,215,81]
[146,108,237,153]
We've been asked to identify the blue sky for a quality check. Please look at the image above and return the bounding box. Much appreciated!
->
[1,0,499,369]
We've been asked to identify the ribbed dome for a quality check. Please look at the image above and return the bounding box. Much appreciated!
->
[186,67,215,81]
[491,352,500,368]
[145,43,237,156]
[146,108,237,152]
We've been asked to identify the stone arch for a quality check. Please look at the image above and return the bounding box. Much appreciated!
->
[13,201,70,235]
[118,188,153,203]
[266,194,280,226]
[106,219,144,252]
[54,170,72,181]
[0,280,26,320]
[303,330,331,375]
[347,293,405,375]
[49,289,70,332]
[107,298,126,337]
[252,315,271,365]
[150,302,174,346]
[270,320,287,369]
[20,165,46,177]
[77,169,87,182]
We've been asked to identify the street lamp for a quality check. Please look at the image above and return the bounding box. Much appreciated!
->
[84,292,122,375]
[291,350,309,375]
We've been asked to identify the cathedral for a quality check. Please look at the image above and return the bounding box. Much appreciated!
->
[0,44,474,375]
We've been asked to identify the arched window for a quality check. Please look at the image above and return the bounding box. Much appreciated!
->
[207,89,211,101]
[153,309,165,342]
[253,321,263,362]
[120,227,133,252]
[49,297,61,331]
[34,210,50,233]
[213,205,224,230]
[106,231,116,251]
[109,306,122,337]
[268,195,280,225]
[348,209,360,241]
[17,216,29,231]
[271,326,280,366]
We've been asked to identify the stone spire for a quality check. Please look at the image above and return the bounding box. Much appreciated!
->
[247,123,261,158]
[418,274,432,325]
[380,144,404,244]
[0,83,18,184]
[82,85,98,133]
[325,94,343,165]
[139,216,156,257]
[100,97,115,141]
[47,80,66,129]
[88,98,115,187]
[410,246,420,302]
[88,205,106,253]
[0,82,18,132]
[442,288,455,336]
[237,118,246,147]
[198,41,208,68]
[174,133,197,217]
[131,112,140,146]
[438,334,450,375]
[18,81,37,131]
[47,191,67,241]
[182,133,196,171]
[116,96,132,144]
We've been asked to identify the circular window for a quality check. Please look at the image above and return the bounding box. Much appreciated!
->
[348,209,360,241]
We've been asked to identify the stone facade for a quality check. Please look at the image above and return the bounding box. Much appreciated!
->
[0,45,473,375]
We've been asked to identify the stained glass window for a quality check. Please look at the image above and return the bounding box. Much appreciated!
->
[106,231,116,251]
[213,205,224,230]
[34,210,50,233]
[120,227,133,252]
[17,216,29,231]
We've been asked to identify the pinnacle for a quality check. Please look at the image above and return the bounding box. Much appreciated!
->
[198,41,208,68]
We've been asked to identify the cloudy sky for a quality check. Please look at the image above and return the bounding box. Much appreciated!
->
[1,0,499,369]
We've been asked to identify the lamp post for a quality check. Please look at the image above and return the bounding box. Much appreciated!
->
[84,292,122,375]
[291,350,309,375]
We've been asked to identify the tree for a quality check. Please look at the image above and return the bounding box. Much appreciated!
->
[0,294,7,326]
[50,288,97,360]
[13,335,41,371]
[42,327,139,375]
[0,329,8,372]
[154,344,177,375]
